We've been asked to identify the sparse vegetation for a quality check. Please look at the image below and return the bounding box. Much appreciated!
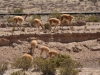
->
[27,14,41,26]
[44,23,51,30]
[33,57,56,75]
[49,10,61,19]
[10,70,27,75]
[11,56,33,71]
[21,27,25,32]
[84,25,87,30]
[8,8,24,14]
[74,14,85,22]
[33,54,82,75]
[7,16,14,24]
[12,27,16,31]
[0,62,8,75]
[86,15,100,22]
[60,55,82,75]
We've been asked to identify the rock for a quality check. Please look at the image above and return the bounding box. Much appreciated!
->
[77,21,86,26]
[72,46,82,53]
[16,40,22,44]
[0,38,10,46]
[91,46,100,51]
[12,43,18,47]
[97,38,100,41]
[66,48,71,52]
[1,23,7,28]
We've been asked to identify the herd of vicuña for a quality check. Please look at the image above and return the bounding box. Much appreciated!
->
[30,39,59,58]
[13,14,73,31]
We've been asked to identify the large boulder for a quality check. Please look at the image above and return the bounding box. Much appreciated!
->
[0,38,10,46]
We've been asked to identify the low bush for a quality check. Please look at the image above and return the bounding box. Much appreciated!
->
[11,56,33,71]
[8,8,24,14]
[33,54,82,75]
[86,15,100,22]
[49,10,61,19]
[7,16,14,23]
[0,62,8,75]
[10,70,27,75]
[33,57,56,75]
[21,27,25,32]
[44,23,51,30]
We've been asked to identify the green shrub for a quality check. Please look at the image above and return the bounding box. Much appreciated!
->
[11,56,33,71]
[33,57,56,75]
[44,23,51,30]
[32,14,41,20]
[60,68,78,75]
[8,8,24,14]
[0,62,8,75]
[10,70,27,75]
[48,54,82,75]
[7,16,14,23]
[12,27,16,31]
[49,54,71,67]
[33,55,82,75]
[86,15,100,22]
[27,14,41,25]
[49,10,61,19]
[21,27,25,32]
[74,14,85,22]
[60,56,82,75]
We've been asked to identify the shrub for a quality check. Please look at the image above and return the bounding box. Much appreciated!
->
[27,14,41,26]
[48,54,82,75]
[84,25,87,30]
[0,62,8,75]
[8,8,24,14]
[11,56,33,71]
[21,27,25,32]
[49,54,71,67]
[74,14,85,22]
[12,27,16,31]
[60,56,82,75]
[86,15,100,22]
[33,57,56,75]
[44,23,51,30]
[60,68,78,75]
[7,16,14,23]
[33,55,82,75]
[32,14,41,20]
[10,70,27,75]
[49,10,61,19]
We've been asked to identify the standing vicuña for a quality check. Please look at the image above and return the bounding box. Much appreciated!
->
[33,19,44,31]
[13,14,29,29]
[30,40,37,55]
[60,14,73,29]
[48,18,60,32]
[40,46,50,57]
[48,50,59,57]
